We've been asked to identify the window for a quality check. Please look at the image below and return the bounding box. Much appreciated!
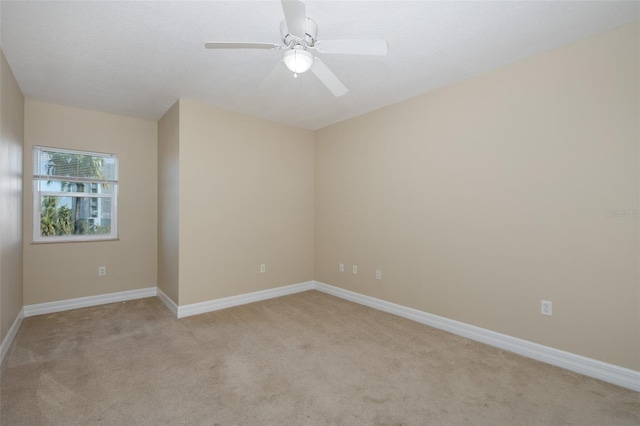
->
[33,146,118,242]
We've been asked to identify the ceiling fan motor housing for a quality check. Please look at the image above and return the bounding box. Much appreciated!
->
[280,18,317,48]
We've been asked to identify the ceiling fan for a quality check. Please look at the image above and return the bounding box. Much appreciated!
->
[204,0,388,97]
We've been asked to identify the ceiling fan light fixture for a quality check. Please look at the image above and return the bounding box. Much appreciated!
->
[283,48,313,74]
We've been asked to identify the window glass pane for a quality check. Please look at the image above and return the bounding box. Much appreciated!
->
[34,146,118,242]
[40,195,111,237]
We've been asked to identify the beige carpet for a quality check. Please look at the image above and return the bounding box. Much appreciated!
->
[1,290,638,425]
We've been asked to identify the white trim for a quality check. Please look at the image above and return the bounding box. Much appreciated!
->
[0,308,24,365]
[177,281,315,318]
[156,287,178,317]
[23,287,157,317]
[313,281,640,392]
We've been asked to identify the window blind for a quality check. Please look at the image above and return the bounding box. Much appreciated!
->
[33,146,118,184]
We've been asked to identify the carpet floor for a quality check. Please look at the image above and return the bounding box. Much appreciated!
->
[1,290,638,425]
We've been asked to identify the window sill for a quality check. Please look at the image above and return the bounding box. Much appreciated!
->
[31,237,120,245]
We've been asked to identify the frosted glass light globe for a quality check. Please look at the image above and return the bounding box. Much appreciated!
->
[283,48,313,74]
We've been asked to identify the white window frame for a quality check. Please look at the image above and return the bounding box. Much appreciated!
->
[33,146,119,243]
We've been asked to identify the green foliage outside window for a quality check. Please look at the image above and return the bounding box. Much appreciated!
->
[40,196,74,236]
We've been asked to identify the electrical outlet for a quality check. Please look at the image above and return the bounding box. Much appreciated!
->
[339,263,344,272]
[98,266,106,276]
[375,269,382,280]
[541,300,552,316]
[260,264,266,273]
[352,265,358,275]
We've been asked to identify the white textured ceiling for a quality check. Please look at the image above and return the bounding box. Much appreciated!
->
[1,1,638,130]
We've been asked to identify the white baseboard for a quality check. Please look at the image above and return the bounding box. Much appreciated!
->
[313,281,640,392]
[177,281,315,318]
[10,280,639,392]
[156,288,178,317]
[23,287,157,317]
[0,308,24,365]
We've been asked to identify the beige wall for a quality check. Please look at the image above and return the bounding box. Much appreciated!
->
[177,99,314,305]
[157,101,180,304]
[0,50,24,341]
[23,100,158,304]
[315,24,639,370]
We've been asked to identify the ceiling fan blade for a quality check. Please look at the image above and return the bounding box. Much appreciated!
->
[315,39,388,56]
[281,0,307,40]
[204,42,280,50]
[257,60,287,92]
[310,57,348,97]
